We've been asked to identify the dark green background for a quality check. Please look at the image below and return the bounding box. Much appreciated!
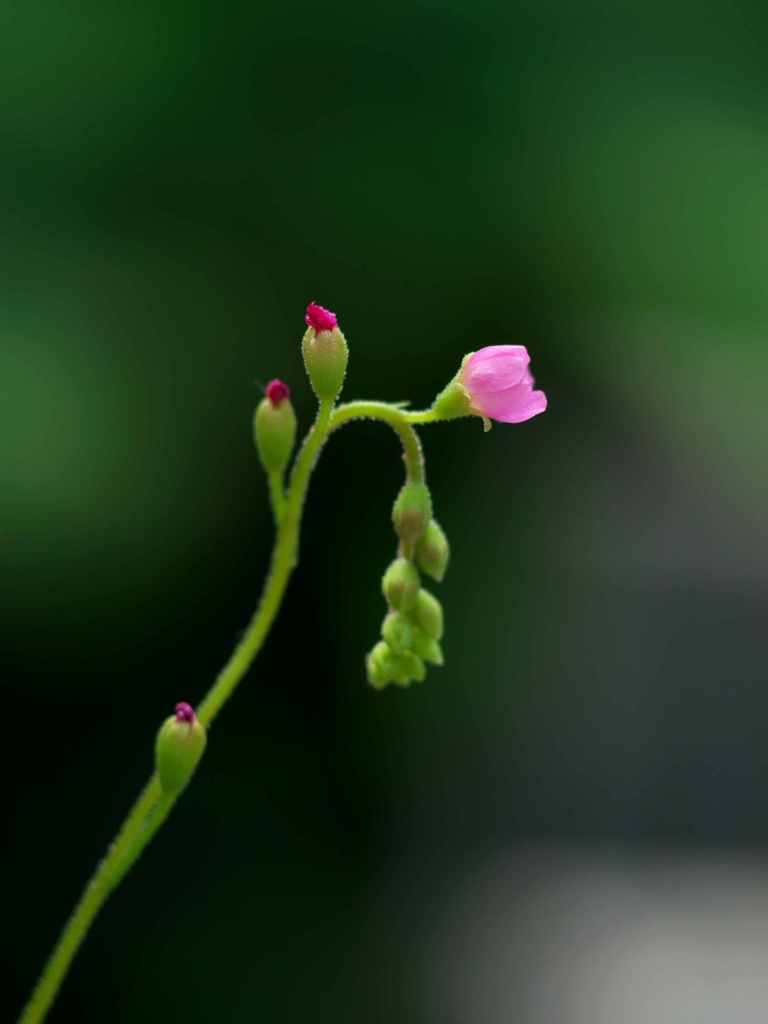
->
[5,1,768,1021]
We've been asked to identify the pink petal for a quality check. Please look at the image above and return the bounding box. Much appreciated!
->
[474,381,548,423]
[465,353,530,393]
[467,345,529,362]
[464,345,531,394]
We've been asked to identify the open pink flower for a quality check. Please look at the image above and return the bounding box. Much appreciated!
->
[460,345,547,423]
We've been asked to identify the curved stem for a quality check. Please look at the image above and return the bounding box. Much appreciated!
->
[19,398,335,1024]
[402,409,440,426]
[331,401,425,481]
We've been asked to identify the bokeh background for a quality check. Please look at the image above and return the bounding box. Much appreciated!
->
[4,1,768,1021]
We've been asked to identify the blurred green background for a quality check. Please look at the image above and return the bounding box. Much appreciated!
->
[5,1,768,1021]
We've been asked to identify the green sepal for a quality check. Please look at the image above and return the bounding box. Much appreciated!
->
[301,326,349,401]
[430,354,475,420]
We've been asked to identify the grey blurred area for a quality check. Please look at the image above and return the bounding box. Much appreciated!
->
[412,846,768,1024]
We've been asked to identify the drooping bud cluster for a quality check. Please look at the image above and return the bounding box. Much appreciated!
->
[367,550,446,688]
[367,478,448,688]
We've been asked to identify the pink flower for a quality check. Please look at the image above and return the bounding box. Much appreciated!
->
[265,378,290,406]
[460,345,547,423]
[304,302,338,333]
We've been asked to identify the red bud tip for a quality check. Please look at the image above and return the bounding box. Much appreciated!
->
[174,702,196,724]
[304,302,338,333]
[265,379,290,406]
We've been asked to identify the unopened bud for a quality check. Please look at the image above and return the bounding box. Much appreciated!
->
[414,588,444,640]
[253,379,297,475]
[302,302,349,401]
[415,519,450,582]
[392,481,432,552]
[382,557,420,612]
[155,702,207,795]
[367,641,394,690]
[389,649,426,687]
[381,610,413,653]
[410,628,444,666]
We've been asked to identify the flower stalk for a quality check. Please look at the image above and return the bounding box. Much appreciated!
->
[18,304,548,1024]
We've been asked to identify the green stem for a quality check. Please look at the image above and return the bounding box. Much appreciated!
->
[18,776,163,1024]
[19,398,335,1024]
[331,401,425,481]
[402,408,440,426]
[19,397,430,1024]
[267,469,286,524]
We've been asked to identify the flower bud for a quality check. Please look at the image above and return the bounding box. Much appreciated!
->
[389,649,426,687]
[381,557,420,612]
[302,302,349,401]
[415,519,450,582]
[381,610,413,653]
[253,379,297,475]
[413,588,444,640]
[155,702,207,795]
[392,481,432,552]
[367,641,394,690]
[410,628,444,666]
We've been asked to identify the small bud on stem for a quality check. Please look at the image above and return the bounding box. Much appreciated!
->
[382,557,421,612]
[416,519,450,582]
[155,702,207,795]
[253,379,297,476]
[302,302,349,401]
[392,481,432,554]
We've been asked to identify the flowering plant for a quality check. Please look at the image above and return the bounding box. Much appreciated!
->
[19,302,547,1023]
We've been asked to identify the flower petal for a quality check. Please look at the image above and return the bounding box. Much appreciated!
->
[473,381,548,423]
[464,346,530,392]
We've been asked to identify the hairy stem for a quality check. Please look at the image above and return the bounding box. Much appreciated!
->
[19,399,334,1024]
[19,396,428,1024]
[331,401,425,481]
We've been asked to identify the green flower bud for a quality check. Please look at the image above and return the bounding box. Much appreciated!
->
[392,481,433,553]
[381,610,413,653]
[155,703,207,795]
[411,628,444,666]
[415,519,450,582]
[382,557,421,612]
[367,640,399,690]
[414,588,444,640]
[253,380,297,475]
[390,649,426,687]
[302,303,349,401]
